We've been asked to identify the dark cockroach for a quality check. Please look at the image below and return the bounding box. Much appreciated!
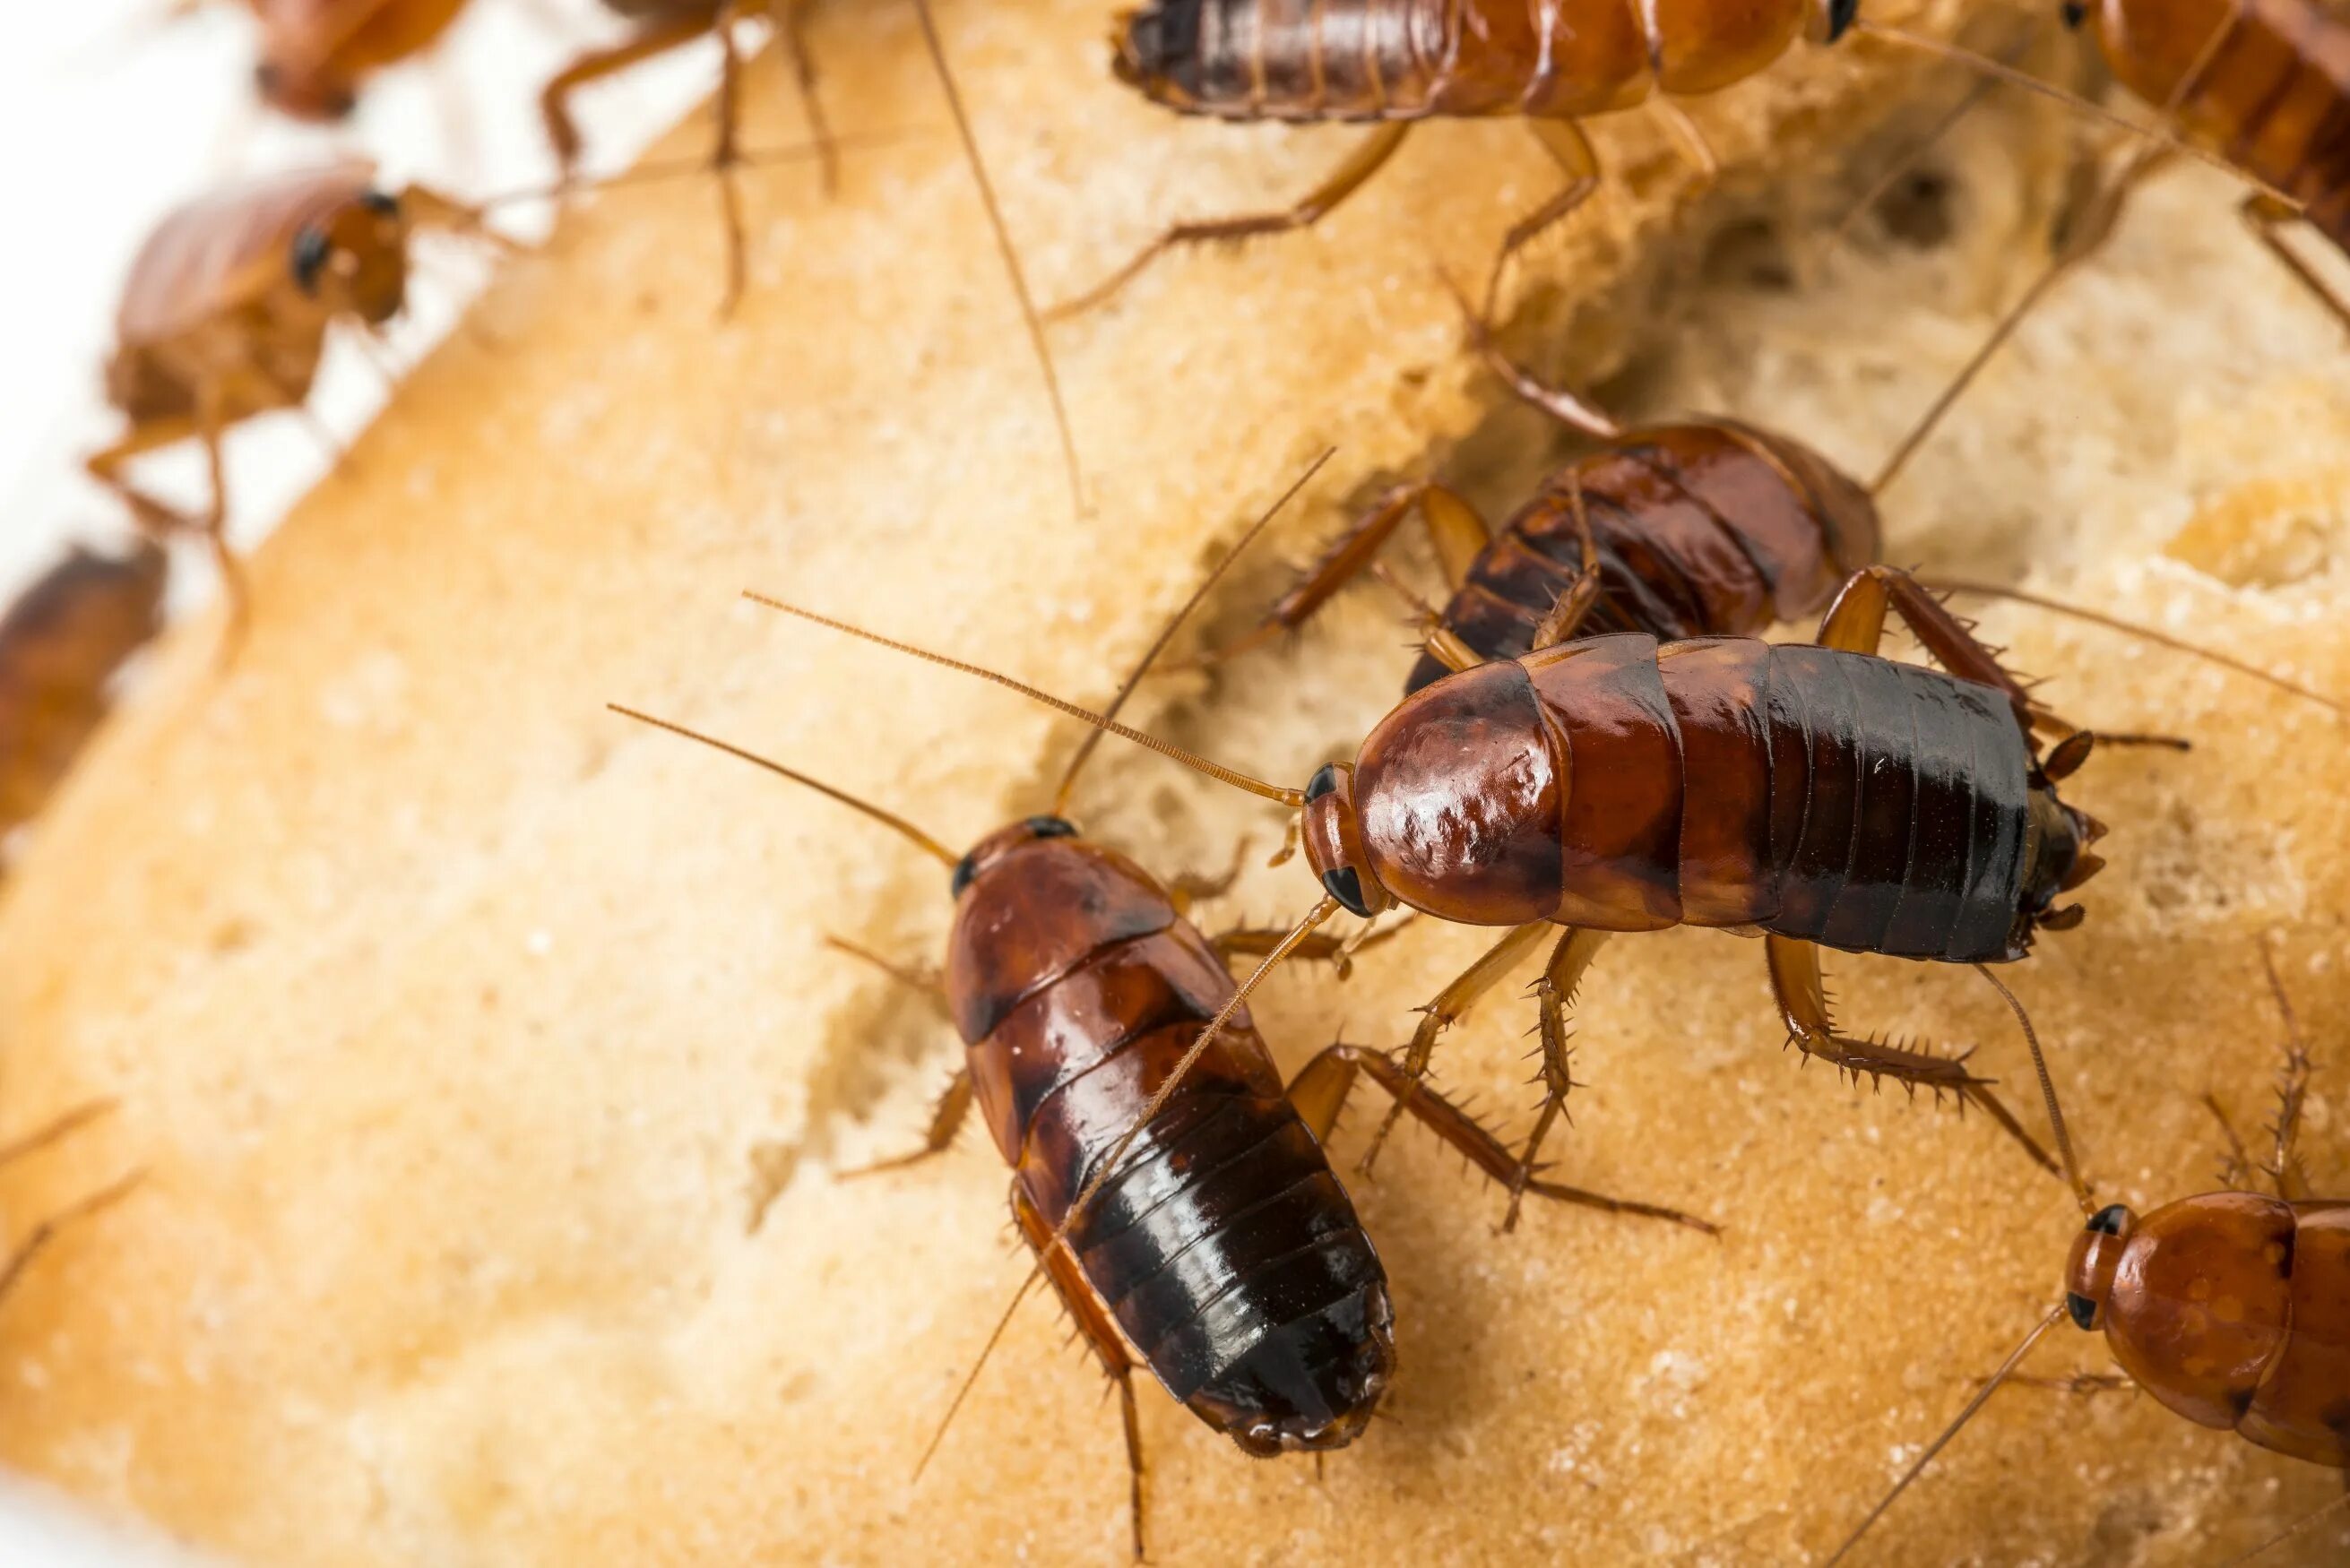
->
[235,0,1086,507]
[1827,952,2350,1564]
[1054,0,2272,316]
[83,160,503,639]
[0,540,169,850]
[610,458,1712,1555]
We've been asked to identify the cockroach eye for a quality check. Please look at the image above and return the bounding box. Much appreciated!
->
[2066,1293,2099,1330]
[2086,1204,2129,1235]
[1024,816,1077,840]
[1320,866,1371,918]
[950,853,980,899]
[1825,0,1861,39]
[254,61,282,97]
[1305,764,1341,803]
[360,191,401,219]
[2060,0,2088,27]
[290,228,332,294]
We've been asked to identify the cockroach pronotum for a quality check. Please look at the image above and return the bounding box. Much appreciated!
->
[83,159,504,642]
[229,0,1088,508]
[1051,0,2277,317]
[609,457,1713,1556]
[0,540,170,853]
[1827,950,2350,1565]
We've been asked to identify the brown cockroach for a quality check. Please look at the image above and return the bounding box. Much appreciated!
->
[83,159,502,642]
[611,458,1713,1556]
[1054,0,2274,316]
[242,0,473,121]
[0,540,169,850]
[1827,952,2350,1564]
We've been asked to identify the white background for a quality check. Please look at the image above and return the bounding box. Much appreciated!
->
[0,0,716,611]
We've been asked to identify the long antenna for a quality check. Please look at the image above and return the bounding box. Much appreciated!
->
[474,133,914,214]
[911,1266,1042,1482]
[1974,965,2094,1213]
[607,702,962,867]
[1924,578,2349,721]
[0,1100,117,1174]
[2218,1491,2350,1566]
[1824,1303,2069,1566]
[1052,448,1335,813]
[742,594,1309,806]
[910,0,1087,521]
[1848,23,2296,204]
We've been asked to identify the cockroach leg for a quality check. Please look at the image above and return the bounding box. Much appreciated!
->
[1524,476,1601,652]
[1211,927,1360,976]
[2259,943,2315,1200]
[839,1071,974,1180]
[1441,272,1623,440]
[1045,124,1412,322]
[1175,481,1490,672]
[1358,921,1552,1176]
[1485,120,1600,317]
[780,0,839,197]
[822,934,948,1007]
[1289,1044,1715,1233]
[540,12,716,185]
[1766,934,2060,1176]
[1167,839,1251,916]
[2003,1372,2136,1396]
[2241,191,2350,332]
[1815,564,2037,725]
[1503,927,1609,1233]
[2205,1091,2257,1191]
[1013,1189,1148,1562]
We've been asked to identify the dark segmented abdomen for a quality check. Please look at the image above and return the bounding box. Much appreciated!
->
[1744,642,2034,962]
[947,839,1392,1449]
[1115,0,1656,122]
[1405,425,1872,694]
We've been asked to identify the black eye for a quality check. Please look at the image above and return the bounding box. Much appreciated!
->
[254,60,281,96]
[1024,816,1077,840]
[950,853,979,898]
[2060,0,2087,26]
[2065,1293,2099,1330]
[1825,0,1861,40]
[1305,764,1341,803]
[290,228,331,294]
[2087,1204,2128,1235]
[1320,866,1369,918]
[360,190,400,218]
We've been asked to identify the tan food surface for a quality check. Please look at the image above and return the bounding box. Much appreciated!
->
[3,1,2348,1562]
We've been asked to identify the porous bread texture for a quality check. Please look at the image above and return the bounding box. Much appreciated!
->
[1,0,2346,1563]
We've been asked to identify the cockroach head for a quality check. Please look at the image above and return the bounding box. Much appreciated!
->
[950,816,1079,898]
[290,192,410,325]
[1113,0,1205,104]
[1300,764,1395,919]
[2060,0,2091,29]
[2062,1203,2133,1330]
[253,56,359,123]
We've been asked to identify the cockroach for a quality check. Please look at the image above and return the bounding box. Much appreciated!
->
[0,540,169,850]
[1052,0,2272,316]
[243,0,473,121]
[610,457,1713,1556]
[1827,952,2350,1565]
[83,159,502,642]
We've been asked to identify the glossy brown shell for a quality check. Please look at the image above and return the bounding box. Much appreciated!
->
[112,164,376,348]
[2102,1194,2350,1465]
[1115,0,1810,123]
[1352,634,2041,959]
[2089,0,2350,244]
[1405,420,1881,694]
[255,0,472,80]
[945,829,1394,1453]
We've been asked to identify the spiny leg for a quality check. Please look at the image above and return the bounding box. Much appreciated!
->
[1485,119,1600,319]
[2259,942,2314,1201]
[1766,935,2059,1176]
[1045,124,1411,322]
[824,934,948,1010]
[1505,928,1609,1233]
[1012,1188,1148,1560]
[1168,838,1250,918]
[1214,912,1411,979]
[1288,1043,1714,1233]
[1524,473,1603,652]
[2206,1091,2256,1191]
[839,1069,973,1179]
[1179,479,1492,671]
[1439,264,1622,440]
[1359,921,1552,1176]
[2242,192,2350,334]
